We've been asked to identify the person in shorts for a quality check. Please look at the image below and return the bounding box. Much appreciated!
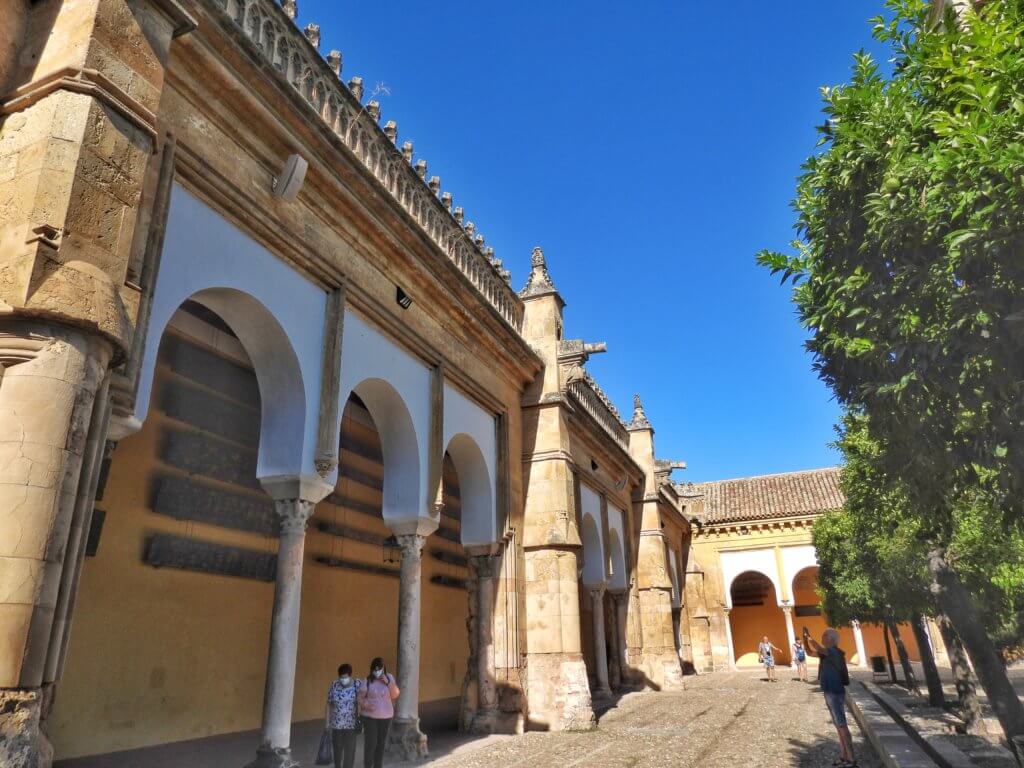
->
[758,635,783,681]
[805,627,856,767]
[792,638,809,682]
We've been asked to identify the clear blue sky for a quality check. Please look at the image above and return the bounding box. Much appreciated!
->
[301,1,892,483]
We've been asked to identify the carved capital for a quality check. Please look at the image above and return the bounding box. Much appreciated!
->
[589,584,607,603]
[274,499,316,534]
[396,533,426,559]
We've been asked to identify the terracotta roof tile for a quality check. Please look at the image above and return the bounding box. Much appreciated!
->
[692,467,843,525]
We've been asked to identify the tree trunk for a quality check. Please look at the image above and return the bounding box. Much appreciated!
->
[884,622,898,683]
[936,613,984,735]
[887,617,919,692]
[929,548,1024,755]
[912,612,945,707]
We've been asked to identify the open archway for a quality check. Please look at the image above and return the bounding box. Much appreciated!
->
[580,513,605,587]
[728,570,790,666]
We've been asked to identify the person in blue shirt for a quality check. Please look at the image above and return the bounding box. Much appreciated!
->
[804,627,856,768]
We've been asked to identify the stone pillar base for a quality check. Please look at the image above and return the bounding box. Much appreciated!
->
[387,717,428,760]
[243,745,298,768]
[637,653,685,691]
[0,689,54,768]
[524,654,595,732]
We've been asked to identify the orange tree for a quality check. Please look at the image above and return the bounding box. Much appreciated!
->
[758,0,1024,750]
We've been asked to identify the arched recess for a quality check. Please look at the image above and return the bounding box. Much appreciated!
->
[579,484,605,587]
[349,378,421,524]
[728,570,790,666]
[606,530,627,592]
[136,184,327,479]
[338,311,430,530]
[442,382,497,545]
[444,433,494,547]
[606,503,628,592]
[580,513,605,587]
[720,548,783,609]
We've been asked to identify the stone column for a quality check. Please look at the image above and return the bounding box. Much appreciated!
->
[723,608,736,669]
[852,620,869,669]
[0,320,111,768]
[389,533,429,760]
[247,498,316,768]
[588,585,612,699]
[612,591,630,679]
[782,605,797,664]
[469,547,501,733]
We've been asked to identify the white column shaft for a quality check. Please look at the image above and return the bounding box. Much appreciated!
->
[852,620,869,669]
[723,610,736,669]
[783,607,797,663]
[258,499,314,752]
[395,533,425,723]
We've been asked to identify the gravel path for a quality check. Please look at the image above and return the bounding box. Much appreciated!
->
[432,670,882,768]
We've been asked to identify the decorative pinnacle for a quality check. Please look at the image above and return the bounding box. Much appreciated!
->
[441,191,453,210]
[428,176,441,195]
[326,50,342,75]
[474,234,484,247]
[519,246,558,299]
[348,76,364,101]
[383,120,397,143]
[414,159,428,178]
[281,0,297,20]
[366,101,380,121]
[401,141,414,162]
[629,393,651,430]
[465,221,476,236]
[454,206,464,224]
[304,23,320,49]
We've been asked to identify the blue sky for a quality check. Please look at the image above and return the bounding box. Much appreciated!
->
[301,1,892,483]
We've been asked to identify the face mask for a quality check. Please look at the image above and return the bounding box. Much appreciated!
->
[372,669,383,679]
[339,676,351,685]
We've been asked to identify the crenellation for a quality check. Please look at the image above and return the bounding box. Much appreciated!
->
[326,49,341,75]
[347,75,363,101]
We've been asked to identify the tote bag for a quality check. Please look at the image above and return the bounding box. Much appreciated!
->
[315,728,333,765]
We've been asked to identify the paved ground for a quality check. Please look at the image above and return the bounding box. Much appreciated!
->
[433,670,882,768]
[58,670,882,767]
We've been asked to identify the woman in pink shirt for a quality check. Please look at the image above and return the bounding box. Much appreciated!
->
[356,657,400,768]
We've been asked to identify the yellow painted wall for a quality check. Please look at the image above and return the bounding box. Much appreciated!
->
[729,601,790,667]
[51,327,470,760]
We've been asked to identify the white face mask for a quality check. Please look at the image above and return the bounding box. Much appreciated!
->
[339,675,351,685]
[372,669,384,679]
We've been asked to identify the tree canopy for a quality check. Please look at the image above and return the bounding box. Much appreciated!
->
[758,0,1024,530]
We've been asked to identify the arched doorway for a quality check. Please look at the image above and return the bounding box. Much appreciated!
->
[728,571,789,666]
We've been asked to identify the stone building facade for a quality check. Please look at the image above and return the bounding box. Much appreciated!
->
[680,468,946,674]
[0,0,693,765]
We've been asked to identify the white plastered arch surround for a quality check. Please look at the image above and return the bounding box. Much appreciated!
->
[780,545,818,598]
[606,503,628,591]
[579,484,605,587]
[135,185,326,479]
[339,311,430,531]
[442,382,497,547]
[720,548,784,609]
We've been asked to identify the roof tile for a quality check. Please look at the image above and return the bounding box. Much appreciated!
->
[692,467,843,524]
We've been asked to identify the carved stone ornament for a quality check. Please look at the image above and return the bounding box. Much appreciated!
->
[276,499,316,533]
[628,393,651,430]
[519,246,559,299]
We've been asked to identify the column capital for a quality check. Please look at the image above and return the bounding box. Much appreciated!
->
[260,474,333,504]
[274,498,316,534]
[396,532,426,558]
[781,604,793,615]
[588,584,607,602]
